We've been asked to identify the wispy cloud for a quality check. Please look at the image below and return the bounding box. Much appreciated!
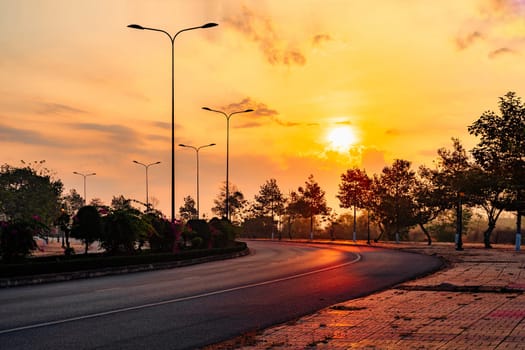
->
[489,47,516,58]
[455,31,484,50]
[456,0,525,57]
[36,102,87,116]
[224,5,307,67]
[0,122,65,147]
[312,34,332,46]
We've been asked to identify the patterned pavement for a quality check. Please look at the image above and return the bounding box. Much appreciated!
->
[206,241,525,350]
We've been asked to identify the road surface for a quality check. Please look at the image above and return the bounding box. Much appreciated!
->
[0,241,442,349]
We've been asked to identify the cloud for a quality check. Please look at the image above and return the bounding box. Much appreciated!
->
[224,5,307,67]
[488,47,516,58]
[456,1,525,53]
[480,0,525,19]
[455,31,484,50]
[0,122,65,147]
[70,122,143,150]
[312,34,332,46]
[385,128,401,136]
[215,97,319,128]
[151,121,171,130]
[36,102,87,116]
[219,97,278,118]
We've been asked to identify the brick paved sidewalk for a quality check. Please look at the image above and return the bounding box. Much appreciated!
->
[206,242,525,350]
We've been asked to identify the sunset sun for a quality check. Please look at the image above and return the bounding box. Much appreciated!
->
[326,126,358,153]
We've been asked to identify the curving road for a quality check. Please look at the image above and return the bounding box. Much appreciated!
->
[0,241,442,349]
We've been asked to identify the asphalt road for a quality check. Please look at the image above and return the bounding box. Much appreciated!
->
[0,241,442,349]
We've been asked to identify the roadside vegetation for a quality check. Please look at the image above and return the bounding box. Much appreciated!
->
[0,92,524,268]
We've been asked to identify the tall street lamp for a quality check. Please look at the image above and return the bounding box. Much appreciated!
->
[73,171,96,205]
[128,22,218,222]
[179,143,215,218]
[133,160,161,211]
[202,107,254,220]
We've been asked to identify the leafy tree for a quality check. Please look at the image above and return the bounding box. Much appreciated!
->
[252,178,285,239]
[212,182,247,224]
[284,191,308,239]
[337,168,371,241]
[371,160,419,242]
[426,139,481,247]
[468,92,525,247]
[89,198,105,208]
[291,175,330,240]
[179,196,198,221]
[111,195,134,211]
[71,205,101,254]
[61,188,83,216]
[415,165,448,245]
[0,161,63,225]
[101,206,152,254]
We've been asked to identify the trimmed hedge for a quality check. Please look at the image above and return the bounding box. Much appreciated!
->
[0,241,248,278]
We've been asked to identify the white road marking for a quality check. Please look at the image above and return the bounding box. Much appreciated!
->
[0,252,361,335]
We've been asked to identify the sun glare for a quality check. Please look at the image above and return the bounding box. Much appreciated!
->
[326,126,358,153]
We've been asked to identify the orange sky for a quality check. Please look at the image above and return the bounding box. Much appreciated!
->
[1,0,524,218]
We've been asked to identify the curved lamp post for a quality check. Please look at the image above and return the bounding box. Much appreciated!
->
[133,160,161,210]
[73,171,96,205]
[128,22,218,222]
[179,143,215,218]
[202,107,253,220]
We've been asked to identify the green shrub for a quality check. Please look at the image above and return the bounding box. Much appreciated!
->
[144,213,178,252]
[0,217,47,262]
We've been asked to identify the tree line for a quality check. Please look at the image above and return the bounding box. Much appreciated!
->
[183,92,525,247]
[1,92,524,258]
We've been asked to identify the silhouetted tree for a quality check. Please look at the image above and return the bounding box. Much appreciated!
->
[468,92,525,247]
[337,168,371,241]
[252,178,285,239]
[0,160,63,225]
[61,188,83,216]
[179,196,197,221]
[71,205,101,254]
[371,160,419,242]
[212,182,247,224]
[291,175,330,240]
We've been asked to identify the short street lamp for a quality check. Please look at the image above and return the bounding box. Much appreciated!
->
[179,143,215,218]
[133,160,161,210]
[202,107,254,220]
[73,171,96,205]
[128,22,218,222]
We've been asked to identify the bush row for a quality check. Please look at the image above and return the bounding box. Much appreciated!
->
[0,241,248,278]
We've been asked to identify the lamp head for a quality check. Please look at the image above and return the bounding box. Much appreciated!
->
[127,24,144,30]
[244,109,254,113]
[201,23,218,29]
[202,107,212,111]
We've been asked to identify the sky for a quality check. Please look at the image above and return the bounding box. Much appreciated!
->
[1,0,525,219]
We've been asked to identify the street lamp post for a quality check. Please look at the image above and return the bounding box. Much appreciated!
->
[456,191,465,251]
[128,22,218,222]
[73,171,96,205]
[133,160,161,211]
[202,107,254,220]
[179,143,215,218]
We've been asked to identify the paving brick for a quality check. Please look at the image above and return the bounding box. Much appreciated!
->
[209,241,525,350]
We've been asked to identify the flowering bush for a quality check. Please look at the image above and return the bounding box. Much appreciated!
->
[0,217,49,262]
